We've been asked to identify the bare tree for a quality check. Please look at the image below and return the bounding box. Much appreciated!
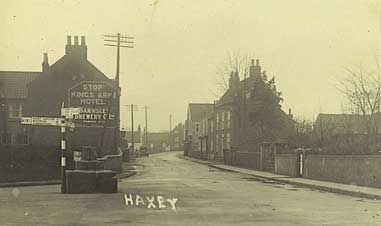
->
[215,51,253,95]
[337,63,381,151]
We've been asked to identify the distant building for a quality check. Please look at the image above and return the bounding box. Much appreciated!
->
[122,125,143,150]
[146,131,170,153]
[184,103,214,158]
[169,123,184,151]
[314,113,381,151]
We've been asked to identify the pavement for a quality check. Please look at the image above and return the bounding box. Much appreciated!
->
[178,154,381,200]
[1,151,381,226]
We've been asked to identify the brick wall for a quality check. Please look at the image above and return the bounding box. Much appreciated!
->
[304,155,381,188]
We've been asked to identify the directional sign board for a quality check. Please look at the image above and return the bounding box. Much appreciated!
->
[21,117,74,128]
[61,107,81,119]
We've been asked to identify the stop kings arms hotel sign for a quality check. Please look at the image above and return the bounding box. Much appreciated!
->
[68,81,117,126]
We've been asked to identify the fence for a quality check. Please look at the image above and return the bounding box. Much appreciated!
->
[274,153,298,177]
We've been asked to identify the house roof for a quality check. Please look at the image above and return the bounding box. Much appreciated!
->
[188,103,214,122]
[314,113,372,134]
[0,71,40,99]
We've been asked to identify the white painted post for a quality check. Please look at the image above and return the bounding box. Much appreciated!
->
[61,102,67,193]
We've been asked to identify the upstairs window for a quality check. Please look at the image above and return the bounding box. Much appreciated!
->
[8,103,22,118]
[195,123,200,132]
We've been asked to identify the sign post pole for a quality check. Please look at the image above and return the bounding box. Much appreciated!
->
[61,102,67,193]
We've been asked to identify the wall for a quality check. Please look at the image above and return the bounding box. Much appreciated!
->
[224,151,261,170]
[304,155,381,188]
[0,145,75,182]
[275,153,298,177]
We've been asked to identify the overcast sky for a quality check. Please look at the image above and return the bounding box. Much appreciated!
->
[1,0,381,132]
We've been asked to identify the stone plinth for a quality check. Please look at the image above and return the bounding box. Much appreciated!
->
[66,170,97,194]
[96,170,117,193]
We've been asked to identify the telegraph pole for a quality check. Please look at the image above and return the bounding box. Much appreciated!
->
[170,114,173,132]
[104,33,134,153]
[169,114,173,151]
[126,104,138,151]
[144,106,149,146]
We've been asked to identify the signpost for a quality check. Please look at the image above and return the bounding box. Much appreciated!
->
[21,116,75,128]
[21,105,79,194]
[61,107,81,119]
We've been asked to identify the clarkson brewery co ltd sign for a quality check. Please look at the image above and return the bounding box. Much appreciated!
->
[68,81,117,126]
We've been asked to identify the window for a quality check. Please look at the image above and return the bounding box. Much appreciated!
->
[216,114,219,130]
[221,112,225,122]
[1,133,11,144]
[210,139,214,152]
[227,111,231,129]
[0,131,28,145]
[8,103,22,118]
[210,120,214,132]
[226,133,231,149]
[221,114,225,130]
[216,134,219,152]
[221,134,225,150]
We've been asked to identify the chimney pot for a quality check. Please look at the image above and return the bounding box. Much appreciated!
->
[81,36,86,45]
[42,52,49,73]
[74,36,79,45]
[67,36,71,45]
[256,59,260,66]
[288,108,293,118]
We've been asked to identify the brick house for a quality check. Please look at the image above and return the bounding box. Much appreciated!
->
[215,59,294,154]
[185,59,294,162]
[184,103,214,158]
[0,71,40,146]
[1,36,120,156]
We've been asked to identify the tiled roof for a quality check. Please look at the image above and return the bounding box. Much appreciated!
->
[0,71,40,99]
[188,103,214,122]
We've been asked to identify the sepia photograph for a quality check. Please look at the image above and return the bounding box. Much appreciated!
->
[1,0,381,225]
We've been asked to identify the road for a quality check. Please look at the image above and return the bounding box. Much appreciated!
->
[0,151,380,226]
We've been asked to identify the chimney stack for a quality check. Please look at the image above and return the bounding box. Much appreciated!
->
[42,53,49,73]
[288,108,293,119]
[250,58,261,78]
[65,35,87,59]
